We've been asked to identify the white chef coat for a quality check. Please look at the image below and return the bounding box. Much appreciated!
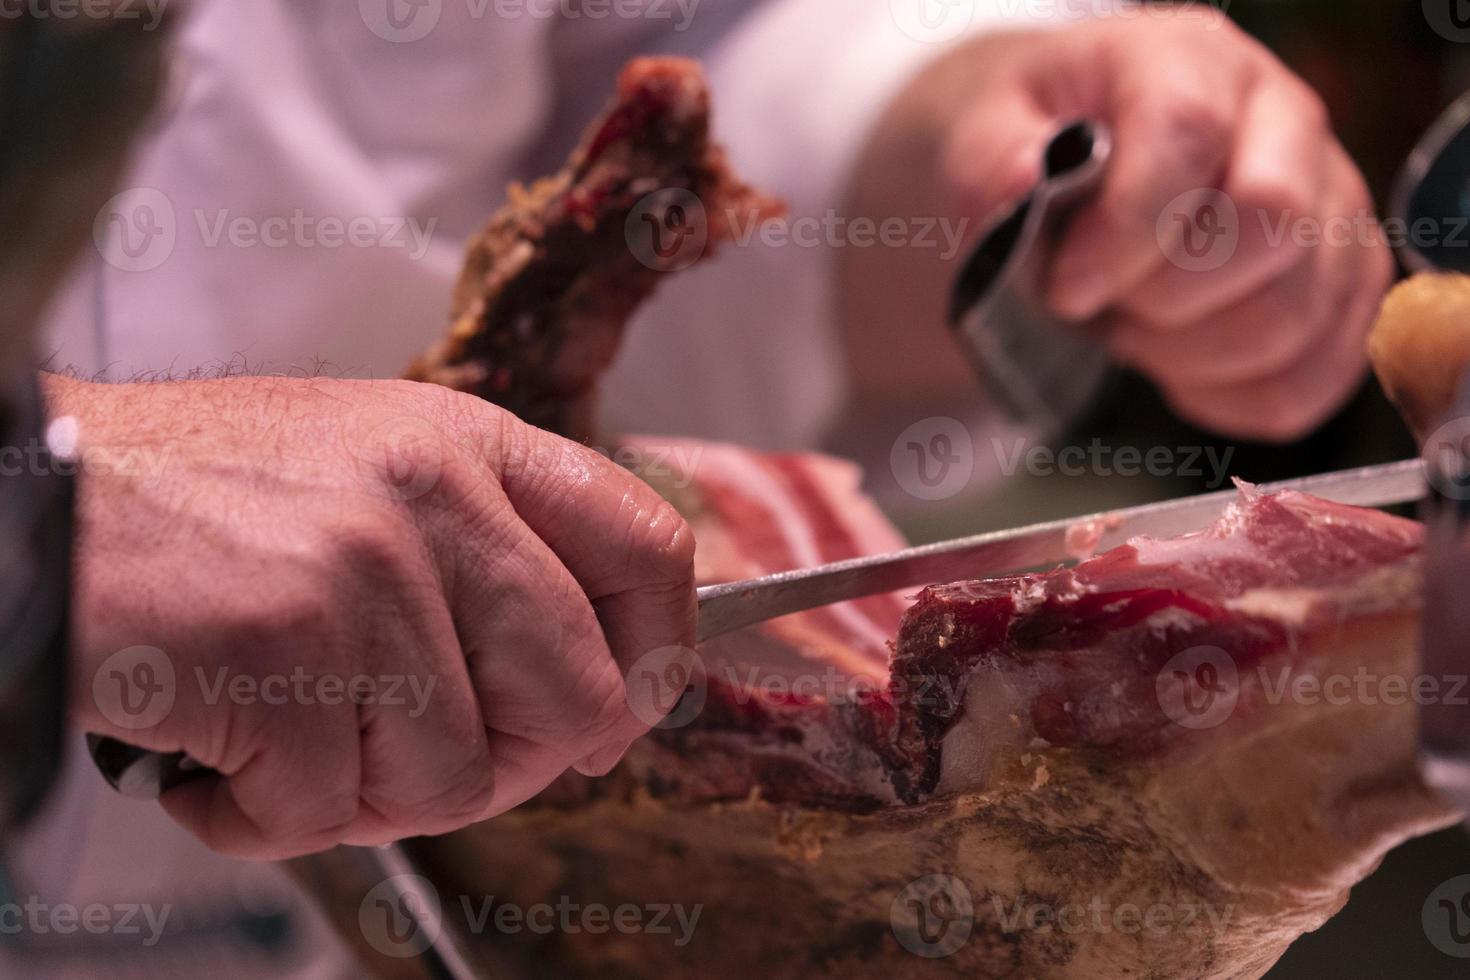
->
[17,2,1078,977]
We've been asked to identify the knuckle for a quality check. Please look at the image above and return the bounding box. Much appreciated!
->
[628,497,696,584]
[251,793,357,851]
[1251,386,1326,443]
[489,410,543,480]
[1234,167,1312,226]
[330,515,421,593]
[372,766,494,831]
[1125,296,1193,334]
[215,592,338,676]
[500,423,576,508]
[1154,95,1234,176]
[1287,81,1330,132]
[1156,3,1234,39]
[457,766,497,820]
[569,665,635,748]
[1251,334,1308,382]
[430,386,514,476]
[1170,97,1233,153]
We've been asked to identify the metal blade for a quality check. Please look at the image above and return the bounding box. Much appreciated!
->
[695,459,1426,643]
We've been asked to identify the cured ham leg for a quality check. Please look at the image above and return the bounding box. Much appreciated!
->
[291,64,1460,980]
[392,459,1452,980]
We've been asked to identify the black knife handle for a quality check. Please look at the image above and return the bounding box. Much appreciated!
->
[86,735,217,801]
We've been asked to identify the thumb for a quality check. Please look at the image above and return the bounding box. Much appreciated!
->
[941,83,1060,229]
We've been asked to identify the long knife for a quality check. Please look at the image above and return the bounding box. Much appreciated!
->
[696,458,1427,642]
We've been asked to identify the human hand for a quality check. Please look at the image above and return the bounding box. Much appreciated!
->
[939,11,1391,440]
[53,373,695,859]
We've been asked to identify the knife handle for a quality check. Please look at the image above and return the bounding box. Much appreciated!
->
[949,119,1114,436]
[86,734,217,801]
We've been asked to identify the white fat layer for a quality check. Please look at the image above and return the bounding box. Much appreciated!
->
[935,674,1040,795]
[1226,565,1420,624]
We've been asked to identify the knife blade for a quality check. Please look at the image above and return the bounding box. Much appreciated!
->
[694,458,1427,643]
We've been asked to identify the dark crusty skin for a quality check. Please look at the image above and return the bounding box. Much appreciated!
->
[405,56,782,442]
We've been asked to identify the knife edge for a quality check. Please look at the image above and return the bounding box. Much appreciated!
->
[695,459,1427,643]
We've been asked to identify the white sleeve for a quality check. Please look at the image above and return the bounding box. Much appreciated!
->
[600,1,1081,450]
